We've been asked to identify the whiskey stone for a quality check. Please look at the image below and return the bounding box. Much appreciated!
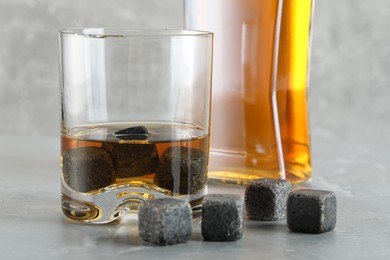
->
[202,194,244,242]
[155,146,207,194]
[287,189,337,234]
[138,198,192,246]
[62,147,115,192]
[114,126,149,140]
[110,143,159,178]
[245,178,292,221]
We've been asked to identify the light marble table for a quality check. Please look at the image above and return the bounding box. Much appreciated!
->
[0,132,389,259]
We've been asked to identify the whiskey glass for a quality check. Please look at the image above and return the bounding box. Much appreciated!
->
[59,28,213,223]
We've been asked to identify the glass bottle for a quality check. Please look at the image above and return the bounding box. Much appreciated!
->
[185,0,314,184]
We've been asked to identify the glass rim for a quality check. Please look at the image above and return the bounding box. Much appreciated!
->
[59,27,213,38]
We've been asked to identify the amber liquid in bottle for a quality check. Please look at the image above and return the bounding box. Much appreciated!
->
[277,0,313,183]
[187,0,313,184]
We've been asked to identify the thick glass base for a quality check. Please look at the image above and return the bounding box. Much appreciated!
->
[61,182,206,224]
[208,149,312,186]
[208,169,311,186]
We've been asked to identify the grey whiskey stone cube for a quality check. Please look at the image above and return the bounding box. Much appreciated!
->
[202,194,244,241]
[62,147,116,192]
[245,178,292,221]
[108,143,159,178]
[138,198,192,246]
[113,126,149,140]
[155,146,207,195]
[287,189,337,234]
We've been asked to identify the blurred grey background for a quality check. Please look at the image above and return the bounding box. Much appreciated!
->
[0,0,389,144]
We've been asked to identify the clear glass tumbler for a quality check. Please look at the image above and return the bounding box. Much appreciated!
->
[59,28,213,223]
